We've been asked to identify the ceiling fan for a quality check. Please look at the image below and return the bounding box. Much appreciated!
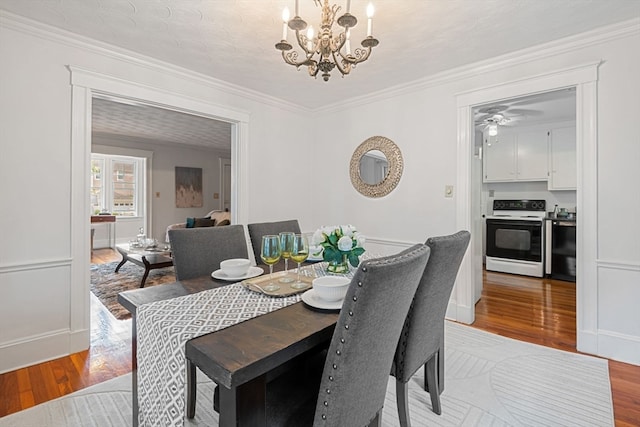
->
[474,104,543,135]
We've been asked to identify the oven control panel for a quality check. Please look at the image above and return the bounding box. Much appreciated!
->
[493,199,546,212]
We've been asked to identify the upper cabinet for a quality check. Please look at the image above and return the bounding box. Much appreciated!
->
[483,127,548,182]
[482,123,576,188]
[548,126,577,190]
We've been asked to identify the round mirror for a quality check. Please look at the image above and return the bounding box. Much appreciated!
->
[350,136,403,198]
[359,150,388,185]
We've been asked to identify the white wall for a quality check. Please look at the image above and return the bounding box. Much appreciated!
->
[0,13,638,373]
[0,15,314,373]
[310,24,640,364]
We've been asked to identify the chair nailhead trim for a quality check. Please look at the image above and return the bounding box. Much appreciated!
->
[326,389,331,394]
[349,311,353,316]
[344,325,349,330]
[324,401,328,406]
[362,267,367,272]
[329,376,334,381]
[333,364,337,369]
[340,338,345,343]
[357,281,363,287]
[336,350,341,355]
[322,414,326,420]
[353,296,357,301]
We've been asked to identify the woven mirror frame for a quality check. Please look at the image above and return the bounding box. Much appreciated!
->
[349,136,403,198]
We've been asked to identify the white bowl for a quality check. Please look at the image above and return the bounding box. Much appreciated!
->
[313,276,350,302]
[220,258,251,277]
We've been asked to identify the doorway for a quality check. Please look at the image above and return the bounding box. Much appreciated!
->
[454,62,599,356]
[69,67,251,352]
[473,88,577,301]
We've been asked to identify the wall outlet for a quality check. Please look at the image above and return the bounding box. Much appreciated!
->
[213,193,219,199]
[445,185,454,198]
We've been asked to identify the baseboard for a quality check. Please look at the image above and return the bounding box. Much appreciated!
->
[597,330,640,366]
[577,329,599,357]
[447,300,474,324]
[0,328,87,374]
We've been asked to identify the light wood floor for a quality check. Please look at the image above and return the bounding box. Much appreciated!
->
[1,249,638,426]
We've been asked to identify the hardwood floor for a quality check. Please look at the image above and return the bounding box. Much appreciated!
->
[0,250,638,426]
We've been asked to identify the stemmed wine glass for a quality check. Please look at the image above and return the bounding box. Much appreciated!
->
[289,234,309,289]
[260,235,281,292]
[278,232,295,283]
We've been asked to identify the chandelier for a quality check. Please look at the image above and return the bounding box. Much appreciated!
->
[275,0,379,82]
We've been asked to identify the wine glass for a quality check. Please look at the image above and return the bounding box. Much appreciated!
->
[260,235,281,292]
[289,234,309,289]
[279,232,295,283]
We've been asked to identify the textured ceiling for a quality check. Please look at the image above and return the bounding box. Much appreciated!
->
[92,97,232,150]
[1,0,636,147]
[1,0,638,110]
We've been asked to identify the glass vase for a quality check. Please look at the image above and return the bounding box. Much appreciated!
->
[327,254,349,274]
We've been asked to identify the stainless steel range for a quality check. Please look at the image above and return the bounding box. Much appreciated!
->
[485,199,546,277]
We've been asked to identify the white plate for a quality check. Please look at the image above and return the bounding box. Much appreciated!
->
[301,289,344,311]
[307,254,324,261]
[211,266,264,281]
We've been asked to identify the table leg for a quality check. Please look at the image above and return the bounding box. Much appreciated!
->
[140,256,152,288]
[186,359,197,419]
[115,251,128,273]
[218,375,266,427]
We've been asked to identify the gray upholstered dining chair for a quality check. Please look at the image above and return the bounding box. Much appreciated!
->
[391,230,471,425]
[247,219,301,263]
[168,225,249,281]
[262,243,432,426]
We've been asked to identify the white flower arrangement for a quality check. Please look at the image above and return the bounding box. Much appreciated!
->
[311,224,366,267]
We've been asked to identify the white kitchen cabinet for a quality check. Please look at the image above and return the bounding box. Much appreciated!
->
[483,132,516,181]
[548,126,577,190]
[482,128,548,182]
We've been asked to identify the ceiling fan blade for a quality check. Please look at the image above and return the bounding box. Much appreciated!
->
[477,105,509,115]
[506,108,544,117]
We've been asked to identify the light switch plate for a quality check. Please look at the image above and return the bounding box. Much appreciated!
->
[445,185,454,198]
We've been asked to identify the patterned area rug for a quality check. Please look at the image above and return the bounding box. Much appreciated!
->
[0,322,614,426]
[90,262,176,320]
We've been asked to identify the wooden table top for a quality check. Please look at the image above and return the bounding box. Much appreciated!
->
[186,297,338,389]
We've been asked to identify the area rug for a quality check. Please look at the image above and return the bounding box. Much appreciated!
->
[0,321,614,426]
[90,262,176,320]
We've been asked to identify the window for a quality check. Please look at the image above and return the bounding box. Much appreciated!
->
[91,153,145,217]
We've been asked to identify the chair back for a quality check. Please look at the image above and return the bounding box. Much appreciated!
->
[393,230,471,382]
[168,225,249,281]
[313,244,431,426]
[247,219,301,263]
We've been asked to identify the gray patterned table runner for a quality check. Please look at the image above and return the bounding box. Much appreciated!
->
[136,283,302,426]
[135,258,374,426]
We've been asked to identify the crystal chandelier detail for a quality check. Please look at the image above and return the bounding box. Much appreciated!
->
[275,0,379,82]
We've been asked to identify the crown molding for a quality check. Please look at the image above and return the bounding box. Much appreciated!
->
[315,18,640,114]
[0,11,308,114]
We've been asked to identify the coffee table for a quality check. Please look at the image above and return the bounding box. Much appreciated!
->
[115,243,174,288]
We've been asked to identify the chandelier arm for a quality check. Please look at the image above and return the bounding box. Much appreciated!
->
[348,46,372,65]
[296,28,322,58]
[332,51,351,76]
[282,50,315,68]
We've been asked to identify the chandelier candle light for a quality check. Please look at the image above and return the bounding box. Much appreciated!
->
[276,0,379,81]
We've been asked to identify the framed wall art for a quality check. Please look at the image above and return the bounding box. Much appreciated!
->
[175,166,203,208]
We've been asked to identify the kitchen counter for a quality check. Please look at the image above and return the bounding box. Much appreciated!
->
[545,214,576,222]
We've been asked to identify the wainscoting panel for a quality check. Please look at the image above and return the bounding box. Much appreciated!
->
[596,261,640,365]
[0,260,75,373]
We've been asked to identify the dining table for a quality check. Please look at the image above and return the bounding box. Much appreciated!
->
[117,261,340,427]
